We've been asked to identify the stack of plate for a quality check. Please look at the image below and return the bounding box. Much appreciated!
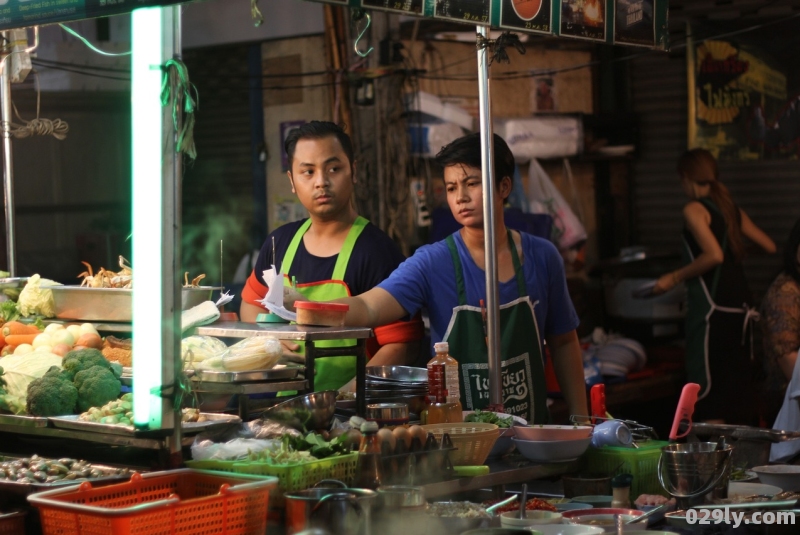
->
[365,365,428,401]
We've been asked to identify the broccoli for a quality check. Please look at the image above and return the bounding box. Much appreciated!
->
[27,368,79,416]
[62,348,110,381]
[74,365,121,412]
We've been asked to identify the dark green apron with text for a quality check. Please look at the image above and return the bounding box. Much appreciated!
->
[281,217,368,391]
[442,231,549,424]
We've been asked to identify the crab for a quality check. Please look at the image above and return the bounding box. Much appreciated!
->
[78,262,109,288]
[183,272,206,288]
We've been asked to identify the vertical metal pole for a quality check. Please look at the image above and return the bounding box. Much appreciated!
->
[0,35,16,276]
[164,5,182,465]
[476,27,502,406]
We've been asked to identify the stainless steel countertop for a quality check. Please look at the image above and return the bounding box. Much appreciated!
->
[422,457,580,499]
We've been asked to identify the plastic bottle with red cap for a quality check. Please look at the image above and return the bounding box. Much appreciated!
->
[425,342,463,424]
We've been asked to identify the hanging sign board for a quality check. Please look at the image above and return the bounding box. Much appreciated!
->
[360,0,424,16]
[0,0,193,32]
[433,0,491,25]
[498,0,553,35]
[308,0,669,50]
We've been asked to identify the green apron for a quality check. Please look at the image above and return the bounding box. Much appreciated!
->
[442,230,549,424]
[281,216,368,391]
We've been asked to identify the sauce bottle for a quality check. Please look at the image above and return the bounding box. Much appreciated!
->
[426,342,463,424]
[353,421,383,489]
[611,473,633,509]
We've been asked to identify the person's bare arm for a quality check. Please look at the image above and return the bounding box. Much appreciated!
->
[240,300,266,322]
[546,329,588,419]
[740,208,777,254]
[335,287,408,328]
[655,202,723,293]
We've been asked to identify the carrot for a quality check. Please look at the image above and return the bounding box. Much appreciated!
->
[2,321,40,337]
[5,334,38,346]
[1,345,14,356]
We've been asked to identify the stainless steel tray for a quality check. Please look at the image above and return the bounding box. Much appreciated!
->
[48,413,241,436]
[0,277,28,289]
[366,366,427,383]
[194,366,300,383]
[0,461,131,496]
[0,414,50,428]
[47,285,221,322]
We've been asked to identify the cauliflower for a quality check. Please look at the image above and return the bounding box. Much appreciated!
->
[74,365,121,412]
[62,348,110,381]
[17,274,62,318]
[26,366,78,416]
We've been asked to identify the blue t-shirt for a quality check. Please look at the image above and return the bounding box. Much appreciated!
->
[378,230,579,353]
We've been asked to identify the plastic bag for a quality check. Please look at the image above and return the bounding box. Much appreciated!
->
[528,159,587,250]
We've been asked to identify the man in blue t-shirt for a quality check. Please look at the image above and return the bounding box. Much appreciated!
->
[335,133,587,423]
[241,121,422,391]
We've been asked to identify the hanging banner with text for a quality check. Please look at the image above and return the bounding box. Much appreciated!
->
[306,0,669,50]
[689,39,794,160]
[0,0,198,32]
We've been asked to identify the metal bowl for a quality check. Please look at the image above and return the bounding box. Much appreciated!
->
[366,366,427,383]
[0,277,28,290]
[262,391,337,431]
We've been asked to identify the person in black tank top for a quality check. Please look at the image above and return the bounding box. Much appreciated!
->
[654,149,776,424]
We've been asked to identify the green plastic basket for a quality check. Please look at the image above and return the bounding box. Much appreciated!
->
[582,440,669,497]
[186,453,358,506]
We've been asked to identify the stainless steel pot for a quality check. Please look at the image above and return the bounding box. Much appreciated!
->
[285,483,377,535]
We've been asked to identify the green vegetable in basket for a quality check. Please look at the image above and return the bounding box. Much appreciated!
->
[464,409,513,428]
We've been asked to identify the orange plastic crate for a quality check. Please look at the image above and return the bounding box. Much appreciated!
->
[0,511,26,534]
[27,469,277,535]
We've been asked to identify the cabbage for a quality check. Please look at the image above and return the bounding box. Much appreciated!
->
[18,274,62,318]
[181,335,227,369]
[0,352,63,414]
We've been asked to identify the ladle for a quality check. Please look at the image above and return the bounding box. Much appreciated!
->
[518,484,528,519]
[484,495,518,515]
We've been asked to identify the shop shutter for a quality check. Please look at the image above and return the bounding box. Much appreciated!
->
[630,53,800,302]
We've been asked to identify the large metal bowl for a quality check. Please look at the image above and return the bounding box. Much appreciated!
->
[262,391,337,431]
[47,285,220,322]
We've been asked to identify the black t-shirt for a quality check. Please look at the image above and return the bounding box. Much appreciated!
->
[253,219,406,295]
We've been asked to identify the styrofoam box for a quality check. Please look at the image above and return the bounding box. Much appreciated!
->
[495,116,583,161]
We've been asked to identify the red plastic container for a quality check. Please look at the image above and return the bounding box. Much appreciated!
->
[27,469,277,535]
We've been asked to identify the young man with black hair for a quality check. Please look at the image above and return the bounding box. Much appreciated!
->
[241,121,422,391]
[335,132,587,422]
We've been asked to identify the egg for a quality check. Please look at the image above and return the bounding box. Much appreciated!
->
[376,427,396,454]
[408,425,428,450]
[392,426,412,451]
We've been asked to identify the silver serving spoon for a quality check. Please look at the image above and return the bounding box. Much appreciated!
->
[625,503,669,524]
[519,484,528,519]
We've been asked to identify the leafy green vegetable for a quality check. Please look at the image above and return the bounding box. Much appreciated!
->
[464,409,513,428]
[0,301,19,323]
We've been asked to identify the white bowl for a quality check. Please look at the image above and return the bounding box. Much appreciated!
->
[752,465,800,491]
[514,425,593,441]
[500,510,562,527]
[512,437,592,463]
[534,526,604,535]
[728,481,783,499]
